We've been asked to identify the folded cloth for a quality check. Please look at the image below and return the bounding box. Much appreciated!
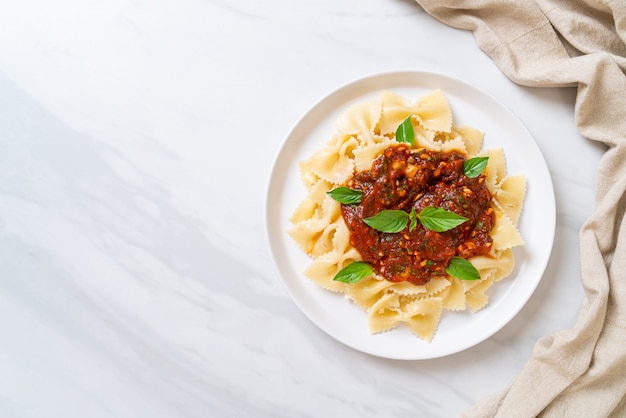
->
[413,1,626,417]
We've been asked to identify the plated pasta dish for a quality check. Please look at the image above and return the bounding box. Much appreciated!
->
[287,90,526,342]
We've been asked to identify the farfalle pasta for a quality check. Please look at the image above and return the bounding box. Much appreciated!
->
[288,90,526,342]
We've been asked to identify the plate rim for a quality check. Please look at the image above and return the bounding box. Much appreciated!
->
[265,69,556,360]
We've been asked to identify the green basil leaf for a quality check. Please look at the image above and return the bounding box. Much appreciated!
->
[416,206,468,232]
[333,261,373,283]
[363,210,409,233]
[445,257,480,281]
[396,115,415,145]
[408,208,418,232]
[463,156,489,178]
[327,186,363,204]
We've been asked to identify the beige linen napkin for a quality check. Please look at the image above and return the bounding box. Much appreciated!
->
[413,1,626,416]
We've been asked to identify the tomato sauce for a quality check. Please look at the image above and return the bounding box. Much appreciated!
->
[341,144,495,285]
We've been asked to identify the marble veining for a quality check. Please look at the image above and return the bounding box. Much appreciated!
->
[0,0,604,417]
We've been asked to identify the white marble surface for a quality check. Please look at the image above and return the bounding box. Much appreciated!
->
[0,1,606,417]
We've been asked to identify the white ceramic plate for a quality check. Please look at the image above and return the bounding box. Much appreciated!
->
[265,70,555,360]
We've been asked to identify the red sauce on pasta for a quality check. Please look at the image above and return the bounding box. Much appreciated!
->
[341,144,495,285]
